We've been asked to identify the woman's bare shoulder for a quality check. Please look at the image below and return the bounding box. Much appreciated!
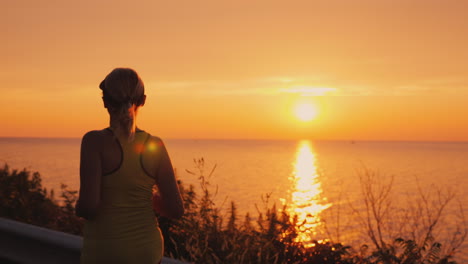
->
[81,129,110,144]
[148,135,163,142]
[146,135,167,153]
[142,131,163,144]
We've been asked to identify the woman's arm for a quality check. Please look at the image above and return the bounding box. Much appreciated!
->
[75,131,102,220]
[154,141,184,219]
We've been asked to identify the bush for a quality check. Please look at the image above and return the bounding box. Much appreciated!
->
[0,164,83,235]
[158,158,353,263]
[157,160,466,264]
[0,162,465,263]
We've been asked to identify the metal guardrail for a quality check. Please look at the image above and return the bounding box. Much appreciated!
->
[0,217,188,264]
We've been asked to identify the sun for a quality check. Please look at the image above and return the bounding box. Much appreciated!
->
[294,103,318,122]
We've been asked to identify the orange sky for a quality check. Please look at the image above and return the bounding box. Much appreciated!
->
[2,0,468,141]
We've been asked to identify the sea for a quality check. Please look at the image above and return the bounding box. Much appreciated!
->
[1,137,467,262]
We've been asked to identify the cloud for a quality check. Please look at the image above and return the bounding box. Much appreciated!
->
[147,76,334,96]
[146,76,468,97]
[279,87,338,96]
[147,78,286,96]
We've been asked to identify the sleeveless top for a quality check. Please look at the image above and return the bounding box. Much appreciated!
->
[80,129,163,264]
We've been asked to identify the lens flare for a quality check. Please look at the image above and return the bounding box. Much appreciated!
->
[146,141,158,152]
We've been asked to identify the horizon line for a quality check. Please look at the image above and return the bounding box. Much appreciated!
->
[0,136,467,144]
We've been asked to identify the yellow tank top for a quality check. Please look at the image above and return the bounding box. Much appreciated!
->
[81,129,163,264]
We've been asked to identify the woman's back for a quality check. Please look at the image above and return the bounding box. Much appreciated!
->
[80,129,163,263]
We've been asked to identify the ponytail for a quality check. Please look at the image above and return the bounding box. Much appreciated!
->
[113,101,136,142]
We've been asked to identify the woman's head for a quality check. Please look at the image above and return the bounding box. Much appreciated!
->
[99,68,146,141]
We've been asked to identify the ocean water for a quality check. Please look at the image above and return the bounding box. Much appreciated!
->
[1,137,467,261]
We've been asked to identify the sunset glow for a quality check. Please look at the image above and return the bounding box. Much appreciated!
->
[2,1,468,141]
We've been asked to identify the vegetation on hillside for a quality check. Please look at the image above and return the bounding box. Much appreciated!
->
[0,164,83,234]
[0,162,465,264]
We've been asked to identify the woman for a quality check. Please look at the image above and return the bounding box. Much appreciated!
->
[76,68,184,264]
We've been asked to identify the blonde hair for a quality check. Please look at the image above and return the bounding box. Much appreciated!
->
[99,68,146,142]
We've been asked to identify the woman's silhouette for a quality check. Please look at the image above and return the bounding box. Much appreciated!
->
[76,68,184,263]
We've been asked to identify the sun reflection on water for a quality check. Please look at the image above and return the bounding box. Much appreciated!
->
[286,140,331,246]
